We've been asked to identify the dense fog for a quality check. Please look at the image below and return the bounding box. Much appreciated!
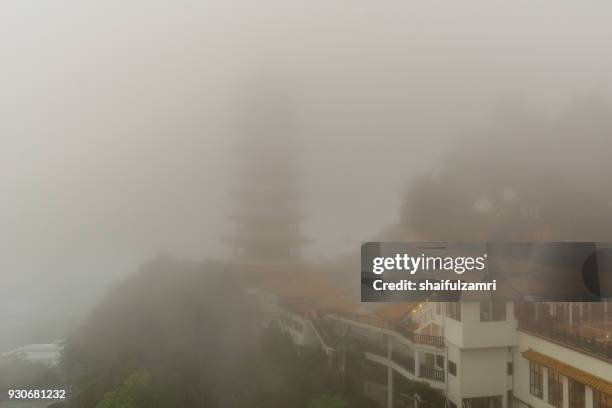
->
[2,0,612,351]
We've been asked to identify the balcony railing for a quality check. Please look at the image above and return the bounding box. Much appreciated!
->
[518,317,612,362]
[413,332,445,348]
[327,310,445,349]
[419,365,445,382]
[391,322,445,348]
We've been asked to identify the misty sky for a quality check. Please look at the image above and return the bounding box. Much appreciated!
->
[2,0,612,348]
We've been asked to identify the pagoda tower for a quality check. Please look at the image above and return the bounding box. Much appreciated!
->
[228,79,309,274]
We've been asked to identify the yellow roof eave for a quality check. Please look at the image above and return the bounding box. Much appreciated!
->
[522,349,612,395]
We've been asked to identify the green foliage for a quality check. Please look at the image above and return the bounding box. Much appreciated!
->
[399,100,612,242]
[94,370,169,408]
[408,381,445,407]
[392,376,445,408]
[62,257,258,407]
[236,325,374,408]
[309,394,349,408]
[62,257,375,408]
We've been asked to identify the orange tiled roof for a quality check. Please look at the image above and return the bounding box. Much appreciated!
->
[264,274,338,300]
[374,302,421,321]
[522,349,612,395]
[316,294,371,315]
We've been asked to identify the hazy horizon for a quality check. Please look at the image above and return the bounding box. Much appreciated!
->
[2,0,612,350]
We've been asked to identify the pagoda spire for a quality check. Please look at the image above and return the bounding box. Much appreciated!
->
[228,78,309,268]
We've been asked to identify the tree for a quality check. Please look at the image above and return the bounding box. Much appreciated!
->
[61,257,375,408]
[62,257,259,407]
[399,99,612,242]
[95,370,170,408]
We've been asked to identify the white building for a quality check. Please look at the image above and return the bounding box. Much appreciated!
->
[254,289,612,408]
[1,342,63,366]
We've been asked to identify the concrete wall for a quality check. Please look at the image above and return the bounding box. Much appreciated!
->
[447,343,462,406]
[460,347,509,400]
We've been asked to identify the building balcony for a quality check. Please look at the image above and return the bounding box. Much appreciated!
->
[328,313,446,350]
[518,316,612,362]
[391,322,445,348]
[419,365,445,382]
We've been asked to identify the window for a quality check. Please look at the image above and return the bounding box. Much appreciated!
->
[529,362,543,399]
[568,379,585,408]
[480,301,490,321]
[582,303,592,322]
[507,362,513,376]
[436,354,445,369]
[480,301,506,321]
[448,360,457,376]
[548,369,563,408]
[594,391,612,408]
[424,353,435,367]
[571,304,581,323]
[492,302,506,320]
[447,302,461,321]
[464,397,502,408]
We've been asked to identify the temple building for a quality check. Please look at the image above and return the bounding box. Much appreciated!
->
[227,80,309,280]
